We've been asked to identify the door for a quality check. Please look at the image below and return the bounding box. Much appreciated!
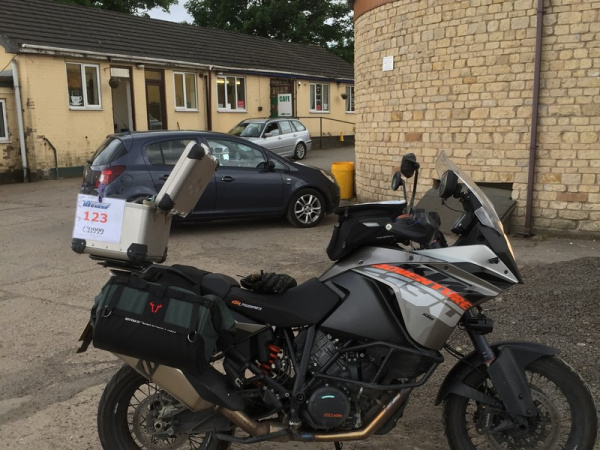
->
[270,78,294,117]
[204,137,284,217]
[110,67,134,132]
[145,70,167,130]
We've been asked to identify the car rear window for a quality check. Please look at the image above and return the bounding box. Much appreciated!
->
[91,138,127,166]
[291,121,306,132]
[146,139,194,166]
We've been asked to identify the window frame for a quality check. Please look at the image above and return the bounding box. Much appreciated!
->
[309,83,330,113]
[345,86,355,113]
[216,75,247,112]
[66,62,102,110]
[0,99,8,142]
[173,71,198,111]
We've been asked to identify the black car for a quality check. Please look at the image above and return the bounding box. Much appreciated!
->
[80,131,340,227]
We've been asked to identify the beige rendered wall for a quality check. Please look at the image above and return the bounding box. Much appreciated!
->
[354,0,600,235]
[295,81,355,141]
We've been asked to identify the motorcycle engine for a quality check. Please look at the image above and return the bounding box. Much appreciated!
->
[297,330,379,430]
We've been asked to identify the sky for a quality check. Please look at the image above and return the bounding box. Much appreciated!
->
[146,1,194,23]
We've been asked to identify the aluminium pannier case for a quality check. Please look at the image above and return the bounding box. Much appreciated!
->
[90,274,235,374]
[72,142,217,264]
[72,201,172,263]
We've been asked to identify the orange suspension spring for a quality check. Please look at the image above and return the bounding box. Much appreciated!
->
[260,344,283,375]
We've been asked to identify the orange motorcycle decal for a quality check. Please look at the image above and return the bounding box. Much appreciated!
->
[372,263,472,311]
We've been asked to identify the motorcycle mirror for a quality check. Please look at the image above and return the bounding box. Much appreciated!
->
[401,153,419,179]
[391,171,404,191]
[438,170,459,200]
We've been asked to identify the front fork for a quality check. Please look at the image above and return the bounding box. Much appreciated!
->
[463,308,538,418]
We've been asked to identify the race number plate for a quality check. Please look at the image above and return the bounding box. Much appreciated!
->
[72,194,126,244]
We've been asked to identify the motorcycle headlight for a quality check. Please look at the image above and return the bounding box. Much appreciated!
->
[320,169,336,185]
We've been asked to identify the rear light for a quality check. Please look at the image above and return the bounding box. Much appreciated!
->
[95,165,126,188]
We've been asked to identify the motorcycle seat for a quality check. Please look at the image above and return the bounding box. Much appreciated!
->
[224,278,340,327]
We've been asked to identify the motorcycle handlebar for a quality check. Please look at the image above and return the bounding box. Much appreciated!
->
[386,209,442,248]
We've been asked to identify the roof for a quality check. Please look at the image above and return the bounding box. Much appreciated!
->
[0,0,354,82]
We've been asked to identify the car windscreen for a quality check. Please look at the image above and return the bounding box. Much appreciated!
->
[91,137,127,166]
[230,122,264,138]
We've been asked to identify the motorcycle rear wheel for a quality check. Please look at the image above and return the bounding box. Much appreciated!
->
[98,365,231,450]
[443,355,598,449]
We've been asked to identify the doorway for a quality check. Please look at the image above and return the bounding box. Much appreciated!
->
[145,70,167,130]
[270,78,294,117]
[110,67,134,133]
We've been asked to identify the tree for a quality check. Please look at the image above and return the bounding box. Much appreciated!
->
[184,0,354,62]
[55,0,177,15]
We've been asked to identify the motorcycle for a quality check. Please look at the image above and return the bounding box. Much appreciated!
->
[79,151,598,449]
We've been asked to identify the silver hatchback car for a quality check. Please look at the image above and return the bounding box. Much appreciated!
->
[228,118,312,160]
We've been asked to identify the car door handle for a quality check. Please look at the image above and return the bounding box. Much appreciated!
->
[159,174,170,181]
[221,176,235,182]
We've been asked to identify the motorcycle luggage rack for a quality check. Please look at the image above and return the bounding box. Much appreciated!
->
[89,254,153,273]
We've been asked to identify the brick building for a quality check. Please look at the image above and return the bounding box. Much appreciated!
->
[352,0,599,236]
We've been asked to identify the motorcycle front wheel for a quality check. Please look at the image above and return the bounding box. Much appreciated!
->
[443,355,598,449]
[97,365,230,450]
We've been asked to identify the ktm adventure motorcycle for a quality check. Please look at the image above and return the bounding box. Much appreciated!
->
[79,151,598,449]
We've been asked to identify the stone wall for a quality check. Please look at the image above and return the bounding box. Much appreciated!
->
[353,0,600,235]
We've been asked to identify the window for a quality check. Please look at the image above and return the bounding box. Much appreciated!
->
[345,86,355,113]
[0,100,7,142]
[309,83,329,112]
[291,120,306,132]
[207,139,265,168]
[146,139,195,166]
[217,76,246,111]
[66,62,101,108]
[279,120,293,134]
[174,72,198,110]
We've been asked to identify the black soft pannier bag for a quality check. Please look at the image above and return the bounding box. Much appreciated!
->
[91,274,235,374]
[326,203,406,261]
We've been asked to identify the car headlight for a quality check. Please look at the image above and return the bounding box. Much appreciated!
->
[320,169,337,185]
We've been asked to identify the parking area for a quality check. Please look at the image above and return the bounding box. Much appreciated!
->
[0,146,598,449]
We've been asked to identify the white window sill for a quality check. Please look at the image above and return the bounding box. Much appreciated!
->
[217,109,247,113]
[175,108,199,112]
[69,106,102,111]
[309,110,330,114]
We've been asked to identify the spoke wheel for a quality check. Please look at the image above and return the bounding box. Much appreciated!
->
[98,365,230,450]
[293,142,307,160]
[286,188,325,227]
[443,356,598,450]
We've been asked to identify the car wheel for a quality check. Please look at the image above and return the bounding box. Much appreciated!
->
[286,188,325,228]
[293,142,307,160]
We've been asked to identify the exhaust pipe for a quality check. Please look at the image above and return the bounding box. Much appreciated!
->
[216,388,412,442]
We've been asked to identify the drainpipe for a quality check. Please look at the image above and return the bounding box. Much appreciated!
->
[11,60,29,182]
[205,66,213,131]
[523,0,544,237]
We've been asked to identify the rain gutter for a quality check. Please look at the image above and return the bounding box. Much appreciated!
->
[11,60,28,182]
[523,0,544,237]
[18,44,351,83]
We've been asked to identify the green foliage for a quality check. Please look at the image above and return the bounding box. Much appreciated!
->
[55,0,177,15]
[184,0,354,63]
